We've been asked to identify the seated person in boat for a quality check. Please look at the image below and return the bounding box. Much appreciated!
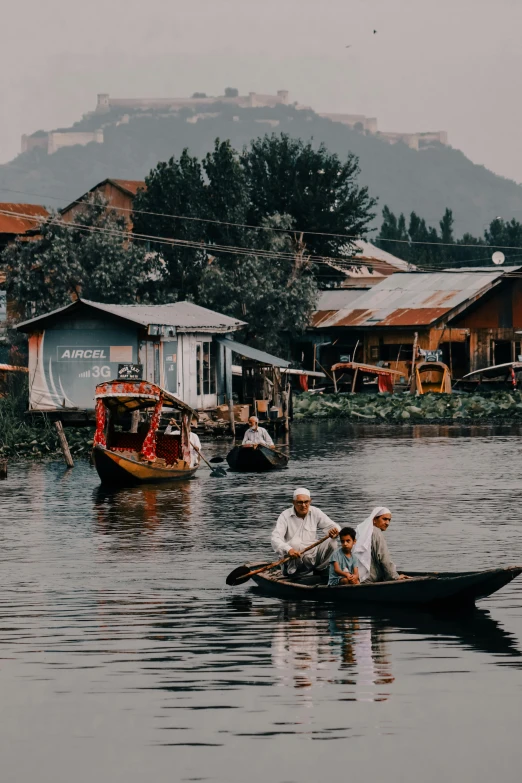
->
[271,488,340,576]
[165,418,201,468]
[328,527,360,586]
[353,507,408,583]
[242,416,274,448]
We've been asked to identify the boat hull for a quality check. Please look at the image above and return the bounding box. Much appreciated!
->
[93,446,198,485]
[250,566,522,607]
[226,445,288,472]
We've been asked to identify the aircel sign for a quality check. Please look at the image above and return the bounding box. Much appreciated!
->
[38,325,138,409]
[58,347,110,361]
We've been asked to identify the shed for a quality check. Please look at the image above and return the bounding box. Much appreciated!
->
[307,268,522,379]
[16,298,245,415]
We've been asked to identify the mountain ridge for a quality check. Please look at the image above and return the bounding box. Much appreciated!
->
[2,103,522,236]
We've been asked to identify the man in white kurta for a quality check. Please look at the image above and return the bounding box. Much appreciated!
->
[242,416,274,447]
[164,419,201,468]
[271,488,340,575]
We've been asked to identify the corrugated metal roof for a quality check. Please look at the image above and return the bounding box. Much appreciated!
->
[316,270,514,329]
[81,300,244,331]
[16,299,245,333]
[312,288,368,326]
[0,204,49,235]
[216,337,290,367]
[353,240,412,271]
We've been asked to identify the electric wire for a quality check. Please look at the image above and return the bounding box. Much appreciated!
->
[2,184,522,253]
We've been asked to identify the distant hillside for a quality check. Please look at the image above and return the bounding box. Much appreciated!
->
[2,103,522,236]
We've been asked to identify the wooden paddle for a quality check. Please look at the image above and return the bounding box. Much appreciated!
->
[193,446,227,477]
[226,533,331,586]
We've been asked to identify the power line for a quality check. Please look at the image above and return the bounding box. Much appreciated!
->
[3,183,522,253]
[0,207,374,269]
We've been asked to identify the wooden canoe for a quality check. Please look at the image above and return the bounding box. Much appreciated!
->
[93,445,197,485]
[249,565,522,607]
[226,445,289,472]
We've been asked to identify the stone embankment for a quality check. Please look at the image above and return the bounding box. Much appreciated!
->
[293,391,522,423]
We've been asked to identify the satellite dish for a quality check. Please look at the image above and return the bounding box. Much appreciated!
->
[492,251,505,265]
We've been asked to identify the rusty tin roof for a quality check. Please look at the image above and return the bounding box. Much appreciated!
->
[316,270,518,329]
[0,204,49,235]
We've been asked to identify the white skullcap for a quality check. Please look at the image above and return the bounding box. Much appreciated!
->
[293,487,311,500]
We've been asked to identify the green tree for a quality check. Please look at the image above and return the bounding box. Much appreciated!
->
[133,133,377,309]
[199,214,318,355]
[132,150,208,300]
[243,134,376,258]
[3,194,162,320]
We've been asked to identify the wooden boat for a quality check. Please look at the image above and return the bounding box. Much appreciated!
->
[92,380,199,485]
[410,361,452,394]
[331,361,404,394]
[456,361,522,391]
[248,565,522,607]
[226,444,289,472]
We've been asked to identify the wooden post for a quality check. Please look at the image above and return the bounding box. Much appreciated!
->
[283,384,290,432]
[410,332,418,385]
[0,460,7,480]
[130,410,139,433]
[228,397,236,438]
[54,421,74,468]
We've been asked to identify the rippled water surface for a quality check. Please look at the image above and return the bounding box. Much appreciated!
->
[2,422,522,782]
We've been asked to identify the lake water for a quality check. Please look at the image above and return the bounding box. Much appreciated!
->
[1,422,522,782]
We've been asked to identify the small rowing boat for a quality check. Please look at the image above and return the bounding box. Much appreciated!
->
[92,380,199,485]
[226,444,289,472]
[248,565,522,607]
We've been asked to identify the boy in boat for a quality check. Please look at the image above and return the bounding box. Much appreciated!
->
[328,527,360,586]
[242,416,274,448]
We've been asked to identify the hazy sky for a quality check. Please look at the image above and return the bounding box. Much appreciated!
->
[2,0,522,182]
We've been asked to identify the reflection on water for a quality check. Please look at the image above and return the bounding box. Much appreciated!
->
[1,425,522,782]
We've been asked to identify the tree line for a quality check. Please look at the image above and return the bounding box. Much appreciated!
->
[3,134,375,355]
[377,206,522,268]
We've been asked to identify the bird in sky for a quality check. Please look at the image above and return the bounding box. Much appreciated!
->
[345,44,352,48]
[373,29,377,34]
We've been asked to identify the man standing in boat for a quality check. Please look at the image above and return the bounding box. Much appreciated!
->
[242,416,275,448]
[271,488,340,575]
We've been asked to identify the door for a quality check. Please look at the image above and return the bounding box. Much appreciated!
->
[196,340,217,409]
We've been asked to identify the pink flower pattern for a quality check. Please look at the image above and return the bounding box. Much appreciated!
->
[93,398,107,448]
[141,399,163,462]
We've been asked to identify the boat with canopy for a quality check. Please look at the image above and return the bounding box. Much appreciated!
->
[92,380,199,485]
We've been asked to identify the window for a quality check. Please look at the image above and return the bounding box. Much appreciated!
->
[202,341,216,395]
[0,291,6,322]
[379,344,413,362]
[197,341,216,397]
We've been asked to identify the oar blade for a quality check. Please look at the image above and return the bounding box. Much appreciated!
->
[226,565,252,586]
[210,467,227,477]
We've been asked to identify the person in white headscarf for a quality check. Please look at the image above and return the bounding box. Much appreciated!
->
[271,488,341,575]
[353,507,408,583]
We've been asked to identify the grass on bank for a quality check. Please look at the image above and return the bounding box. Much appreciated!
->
[0,377,94,459]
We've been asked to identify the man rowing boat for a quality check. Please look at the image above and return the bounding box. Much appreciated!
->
[271,488,340,575]
[242,416,274,448]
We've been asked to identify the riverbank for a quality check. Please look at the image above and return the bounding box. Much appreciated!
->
[3,389,522,464]
[293,390,522,423]
[0,394,94,460]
